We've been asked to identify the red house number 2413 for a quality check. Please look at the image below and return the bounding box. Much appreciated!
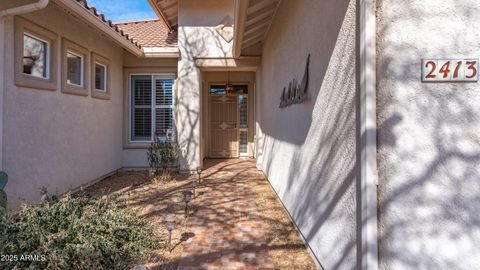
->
[422,59,479,82]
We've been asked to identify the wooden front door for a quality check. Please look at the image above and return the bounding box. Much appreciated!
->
[208,94,239,158]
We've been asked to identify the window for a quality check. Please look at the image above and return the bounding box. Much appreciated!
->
[95,63,107,91]
[61,38,89,96]
[90,52,110,100]
[233,85,248,94]
[66,52,83,86]
[210,85,226,94]
[209,84,248,95]
[239,93,248,155]
[130,75,175,141]
[15,17,58,91]
[23,33,49,79]
[239,131,248,154]
[131,75,152,141]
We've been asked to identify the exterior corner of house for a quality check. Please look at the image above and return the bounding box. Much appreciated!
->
[360,0,379,268]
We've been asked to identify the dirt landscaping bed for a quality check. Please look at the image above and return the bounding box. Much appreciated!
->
[82,170,199,270]
[81,160,317,269]
[247,172,317,269]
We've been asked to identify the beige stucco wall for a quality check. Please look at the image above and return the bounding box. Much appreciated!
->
[377,1,480,269]
[122,52,178,168]
[255,0,359,268]
[177,0,234,170]
[2,3,125,209]
[123,52,177,68]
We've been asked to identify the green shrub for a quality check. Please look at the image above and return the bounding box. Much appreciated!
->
[0,194,159,270]
[147,134,180,177]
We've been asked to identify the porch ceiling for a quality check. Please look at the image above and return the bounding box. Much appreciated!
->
[148,0,281,56]
[147,0,178,30]
[234,0,282,57]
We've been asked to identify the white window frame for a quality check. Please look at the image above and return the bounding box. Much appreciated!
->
[129,74,176,143]
[94,62,107,92]
[23,32,50,80]
[66,50,84,87]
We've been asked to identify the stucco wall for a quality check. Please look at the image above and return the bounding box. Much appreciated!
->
[177,0,234,170]
[2,3,124,209]
[377,1,480,269]
[123,52,177,68]
[255,0,359,268]
[122,52,178,168]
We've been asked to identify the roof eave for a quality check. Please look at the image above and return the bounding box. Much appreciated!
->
[54,0,144,57]
[233,0,248,58]
[143,47,179,58]
[147,0,172,31]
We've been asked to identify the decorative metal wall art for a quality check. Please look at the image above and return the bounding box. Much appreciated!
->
[280,54,310,108]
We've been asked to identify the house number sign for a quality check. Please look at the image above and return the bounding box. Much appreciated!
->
[422,58,479,82]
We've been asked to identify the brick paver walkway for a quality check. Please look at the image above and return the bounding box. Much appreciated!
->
[177,159,275,270]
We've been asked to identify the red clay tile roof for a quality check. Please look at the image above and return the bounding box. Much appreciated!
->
[75,0,142,49]
[114,19,177,48]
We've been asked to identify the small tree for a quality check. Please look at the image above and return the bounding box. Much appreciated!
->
[147,133,180,180]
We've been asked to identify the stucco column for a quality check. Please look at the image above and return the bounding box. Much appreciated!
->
[176,26,201,171]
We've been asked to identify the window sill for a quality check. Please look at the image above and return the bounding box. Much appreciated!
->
[61,85,88,96]
[91,90,110,100]
[15,74,57,91]
[123,142,152,149]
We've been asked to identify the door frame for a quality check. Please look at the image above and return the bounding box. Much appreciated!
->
[205,81,252,158]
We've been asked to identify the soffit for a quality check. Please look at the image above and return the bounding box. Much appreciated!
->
[148,0,178,30]
[240,0,281,55]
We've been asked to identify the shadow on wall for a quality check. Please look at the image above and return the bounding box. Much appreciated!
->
[176,26,230,169]
[377,1,480,269]
[256,0,362,269]
[258,0,480,268]
[178,0,234,28]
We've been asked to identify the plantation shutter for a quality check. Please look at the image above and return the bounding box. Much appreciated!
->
[156,79,173,106]
[131,75,152,141]
[130,75,175,142]
[154,78,175,138]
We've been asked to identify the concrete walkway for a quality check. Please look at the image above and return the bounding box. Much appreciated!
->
[178,159,275,270]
